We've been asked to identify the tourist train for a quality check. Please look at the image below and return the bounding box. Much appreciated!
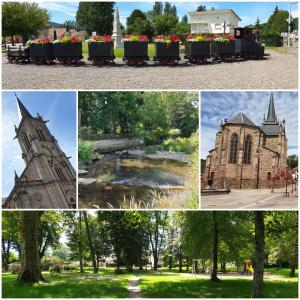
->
[7,28,266,66]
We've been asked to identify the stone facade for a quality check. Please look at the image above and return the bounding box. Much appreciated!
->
[203,94,287,189]
[2,97,76,208]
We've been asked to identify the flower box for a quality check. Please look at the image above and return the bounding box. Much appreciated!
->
[7,46,29,63]
[211,40,235,58]
[123,41,149,59]
[54,42,83,62]
[185,41,211,57]
[29,43,55,62]
[154,42,180,59]
[88,42,114,60]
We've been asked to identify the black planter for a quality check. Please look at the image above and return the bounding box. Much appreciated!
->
[54,42,83,60]
[123,41,149,59]
[7,46,29,63]
[211,40,235,58]
[154,42,180,58]
[88,42,114,60]
[185,41,211,57]
[29,43,55,61]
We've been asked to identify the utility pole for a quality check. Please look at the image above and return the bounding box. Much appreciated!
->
[288,2,297,47]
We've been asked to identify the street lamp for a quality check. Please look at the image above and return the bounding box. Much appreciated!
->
[288,2,297,47]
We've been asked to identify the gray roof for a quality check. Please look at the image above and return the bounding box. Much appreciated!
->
[260,124,280,136]
[16,95,33,119]
[227,112,256,126]
[261,93,280,136]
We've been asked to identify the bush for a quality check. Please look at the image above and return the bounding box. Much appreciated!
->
[49,264,62,273]
[8,263,21,274]
[63,263,77,271]
[260,30,283,47]
[163,131,198,154]
[78,140,95,164]
[168,128,181,138]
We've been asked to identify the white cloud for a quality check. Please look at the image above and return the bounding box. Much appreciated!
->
[39,2,78,17]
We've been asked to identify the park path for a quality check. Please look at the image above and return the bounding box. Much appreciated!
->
[128,276,142,298]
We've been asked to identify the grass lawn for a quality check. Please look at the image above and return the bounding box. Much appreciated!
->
[82,43,156,59]
[2,269,130,298]
[139,274,298,298]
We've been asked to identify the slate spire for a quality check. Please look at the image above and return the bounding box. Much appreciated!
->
[15,92,32,119]
[266,92,277,122]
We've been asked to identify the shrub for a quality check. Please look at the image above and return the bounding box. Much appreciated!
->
[78,140,95,164]
[163,131,198,154]
[168,128,181,138]
[8,263,21,274]
[49,264,62,273]
[63,263,77,271]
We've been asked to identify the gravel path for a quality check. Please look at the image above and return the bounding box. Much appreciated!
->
[128,276,142,298]
[2,49,298,90]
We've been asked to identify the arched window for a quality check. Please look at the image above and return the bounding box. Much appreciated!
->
[229,133,238,164]
[243,135,252,164]
[23,133,31,151]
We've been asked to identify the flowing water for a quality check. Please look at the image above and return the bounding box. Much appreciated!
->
[78,154,191,208]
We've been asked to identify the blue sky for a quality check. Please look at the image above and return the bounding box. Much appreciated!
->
[1,91,77,197]
[201,91,298,159]
[40,2,298,27]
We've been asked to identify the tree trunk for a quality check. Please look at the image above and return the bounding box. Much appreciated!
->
[83,212,98,274]
[178,253,183,273]
[252,211,265,298]
[221,262,226,273]
[168,256,172,270]
[186,257,189,272]
[18,212,43,283]
[153,253,158,270]
[79,211,84,273]
[211,211,219,281]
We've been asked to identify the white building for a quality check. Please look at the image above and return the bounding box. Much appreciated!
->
[188,9,241,34]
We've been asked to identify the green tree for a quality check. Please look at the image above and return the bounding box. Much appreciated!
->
[153,2,163,15]
[287,155,298,168]
[2,2,49,44]
[164,2,171,14]
[153,13,179,36]
[52,247,70,261]
[76,2,114,35]
[126,9,147,27]
[181,14,188,23]
[62,20,81,31]
[39,212,63,259]
[255,18,262,30]
[169,5,177,17]
[2,212,21,271]
[197,5,206,12]
[266,9,289,33]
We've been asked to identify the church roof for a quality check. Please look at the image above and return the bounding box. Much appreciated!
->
[16,96,33,119]
[227,112,256,126]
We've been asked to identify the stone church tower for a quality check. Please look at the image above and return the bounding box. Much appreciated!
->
[203,93,287,189]
[2,96,76,208]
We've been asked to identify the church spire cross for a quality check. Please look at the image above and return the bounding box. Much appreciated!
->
[15,93,33,119]
[266,92,277,122]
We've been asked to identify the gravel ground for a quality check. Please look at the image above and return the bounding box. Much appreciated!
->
[2,49,298,90]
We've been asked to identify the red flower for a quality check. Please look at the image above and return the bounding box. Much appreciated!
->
[103,35,112,42]
[156,35,164,40]
[170,34,180,42]
[35,38,41,44]
[139,35,149,41]
[92,35,98,41]
[43,37,51,43]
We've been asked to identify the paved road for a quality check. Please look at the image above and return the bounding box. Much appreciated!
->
[201,187,298,209]
[2,49,297,90]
